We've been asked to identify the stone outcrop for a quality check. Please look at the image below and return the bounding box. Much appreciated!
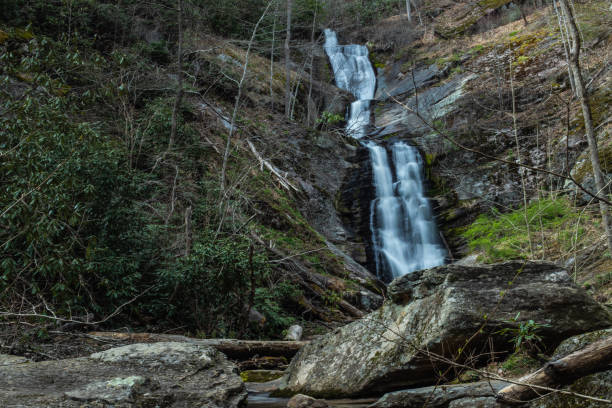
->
[277,261,611,398]
[287,394,329,408]
[0,342,246,407]
[372,381,507,408]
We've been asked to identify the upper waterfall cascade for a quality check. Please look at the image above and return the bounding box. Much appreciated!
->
[323,29,446,280]
[323,29,375,139]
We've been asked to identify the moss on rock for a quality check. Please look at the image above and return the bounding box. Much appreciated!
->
[240,370,285,383]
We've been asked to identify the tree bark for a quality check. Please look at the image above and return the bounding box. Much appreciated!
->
[184,205,192,256]
[220,2,273,193]
[406,0,412,22]
[88,332,307,360]
[306,5,317,126]
[270,0,278,111]
[553,0,576,94]
[284,0,293,118]
[557,0,612,253]
[497,335,612,404]
[169,0,183,151]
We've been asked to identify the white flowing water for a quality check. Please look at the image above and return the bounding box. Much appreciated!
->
[368,142,447,278]
[323,30,446,280]
[324,29,375,139]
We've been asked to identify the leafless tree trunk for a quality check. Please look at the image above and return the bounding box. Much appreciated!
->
[270,0,278,111]
[405,0,412,22]
[412,0,423,25]
[284,0,293,118]
[220,2,273,193]
[553,0,576,93]
[184,205,192,256]
[306,6,317,126]
[557,0,612,253]
[510,61,534,257]
[518,3,528,26]
[169,0,183,151]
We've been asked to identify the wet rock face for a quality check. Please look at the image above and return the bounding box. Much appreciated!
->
[336,144,376,267]
[0,342,246,407]
[279,261,611,398]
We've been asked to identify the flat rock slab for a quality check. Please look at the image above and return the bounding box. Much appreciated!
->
[279,261,611,398]
[0,353,30,366]
[0,342,246,407]
[372,381,508,408]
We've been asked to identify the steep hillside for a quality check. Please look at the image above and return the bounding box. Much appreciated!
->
[0,0,383,352]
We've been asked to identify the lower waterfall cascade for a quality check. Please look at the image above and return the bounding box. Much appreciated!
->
[323,29,447,281]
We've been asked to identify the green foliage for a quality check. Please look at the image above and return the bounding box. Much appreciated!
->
[595,271,612,288]
[254,282,301,333]
[469,44,485,55]
[0,0,347,340]
[346,0,404,25]
[497,312,550,353]
[197,0,324,42]
[0,80,155,313]
[463,198,580,261]
[316,111,343,126]
[152,234,271,336]
[0,0,137,50]
[136,41,171,64]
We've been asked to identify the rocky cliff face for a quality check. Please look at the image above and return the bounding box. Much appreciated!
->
[338,1,612,268]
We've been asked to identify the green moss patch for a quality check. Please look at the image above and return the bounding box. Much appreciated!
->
[240,370,285,383]
[499,351,541,377]
[463,197,587,262]
[573,142,612,184]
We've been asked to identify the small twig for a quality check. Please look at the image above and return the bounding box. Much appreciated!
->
[0,286,155,326]
[269,247,328,263]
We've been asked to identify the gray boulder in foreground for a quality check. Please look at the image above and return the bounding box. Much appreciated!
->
[279,261,611,398]
[0,342,246,407]
[371,381,507,408]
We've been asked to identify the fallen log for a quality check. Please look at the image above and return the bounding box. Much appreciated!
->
[246,139,298,192]
[88,332,308,360]
[496,334,612,404]
[250,232,363,321]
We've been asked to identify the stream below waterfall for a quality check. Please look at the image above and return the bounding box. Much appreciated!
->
[324,29,447,281]
[247,393,374,408]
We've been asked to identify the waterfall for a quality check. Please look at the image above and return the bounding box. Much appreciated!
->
[323,29,375,139]
[368,142,447,278]
[323,29,446,280]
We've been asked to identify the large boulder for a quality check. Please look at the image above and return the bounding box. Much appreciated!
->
[278,261,611,398]
[371,381,507,408]
[0,342,246,407]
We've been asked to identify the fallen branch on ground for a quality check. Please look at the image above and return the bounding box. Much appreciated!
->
[496,334,612,404]
[247,139,298,191]
[87,332,308,359]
